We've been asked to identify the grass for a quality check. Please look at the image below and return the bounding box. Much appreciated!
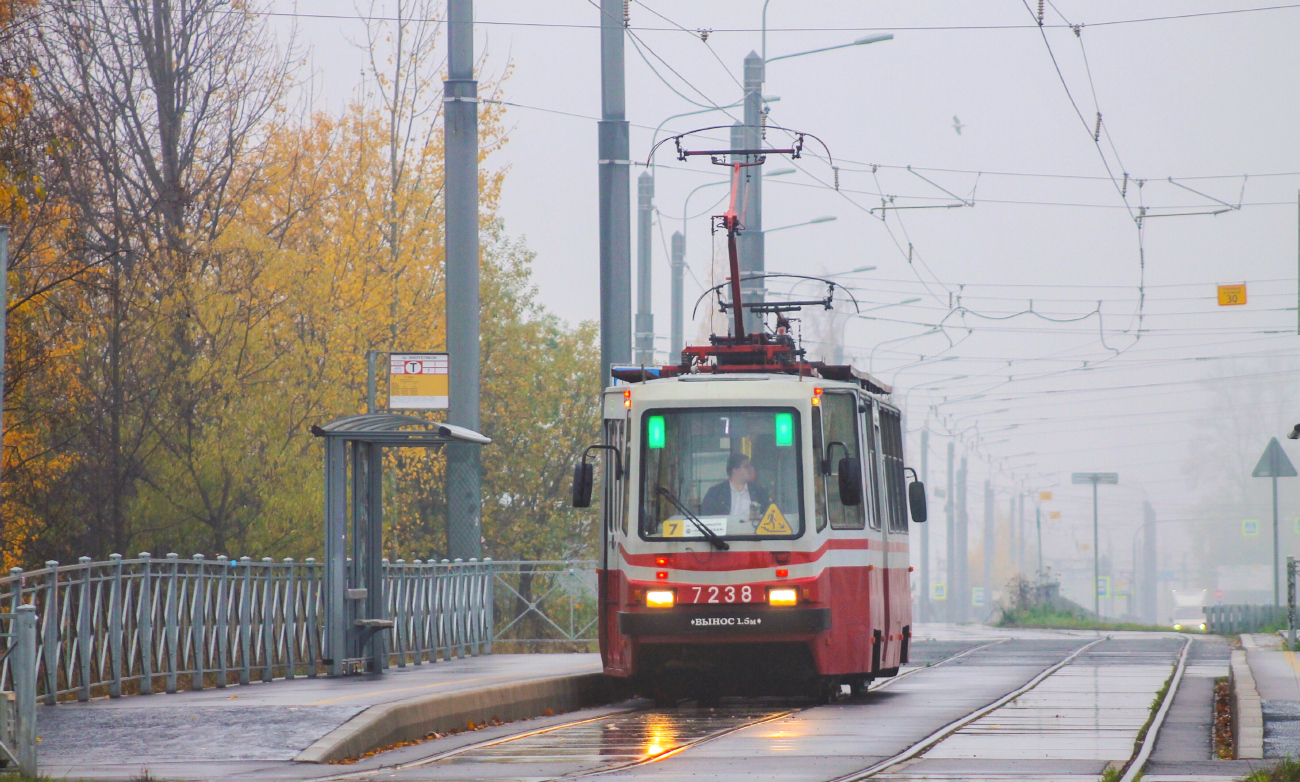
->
[1243,758,1300,782]
[997,604,1174,633]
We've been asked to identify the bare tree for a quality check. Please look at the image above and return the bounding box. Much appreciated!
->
[358,0,445,343]
[28,0,294,553]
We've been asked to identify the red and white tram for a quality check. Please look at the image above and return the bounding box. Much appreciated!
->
[576,356,926,701]
[573,127,928,701]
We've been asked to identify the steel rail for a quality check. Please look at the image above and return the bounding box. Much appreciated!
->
[569,638,1013,779]
[313,703,649,781]
[829,636,1106,781]
[1120,634,1193,782]
[313,636,1011,781]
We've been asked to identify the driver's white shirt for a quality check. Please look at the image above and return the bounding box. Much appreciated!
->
[729,486,751,518]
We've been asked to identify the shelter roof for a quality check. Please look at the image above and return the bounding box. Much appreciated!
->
[310,413,490,446]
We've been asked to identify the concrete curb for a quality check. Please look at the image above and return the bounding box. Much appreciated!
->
[295,672,614,763]
[1230,650,1264,759]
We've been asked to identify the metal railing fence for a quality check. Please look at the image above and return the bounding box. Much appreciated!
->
[0,555,596,703]
[0,605,37,775]
[1204,604,1286,635]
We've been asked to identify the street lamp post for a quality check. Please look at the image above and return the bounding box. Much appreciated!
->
[743,26,892,328]
[1073,472,1119,629]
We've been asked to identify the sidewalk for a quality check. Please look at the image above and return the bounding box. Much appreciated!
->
[1243,632,1300,758]
[40,652,602,780]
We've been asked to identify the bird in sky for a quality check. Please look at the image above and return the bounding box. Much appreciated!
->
[953,116,964,135]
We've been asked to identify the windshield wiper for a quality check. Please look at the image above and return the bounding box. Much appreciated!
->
[656,486,730,551]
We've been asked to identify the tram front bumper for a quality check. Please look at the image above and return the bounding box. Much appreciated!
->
[618,606,831,637]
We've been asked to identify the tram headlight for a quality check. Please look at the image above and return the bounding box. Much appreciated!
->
[767,587,798,607]
[645,589,676,608]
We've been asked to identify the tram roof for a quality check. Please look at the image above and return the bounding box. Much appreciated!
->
[611,365,892,396]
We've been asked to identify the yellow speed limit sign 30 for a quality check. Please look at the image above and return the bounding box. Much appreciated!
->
[1217,284,1247,306]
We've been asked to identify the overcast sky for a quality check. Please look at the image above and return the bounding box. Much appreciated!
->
[273,0,1300,608]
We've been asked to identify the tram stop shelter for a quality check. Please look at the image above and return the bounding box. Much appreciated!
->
[311,413,491,676]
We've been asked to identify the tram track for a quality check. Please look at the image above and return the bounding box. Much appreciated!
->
[831,633,1194,782]
[313,638,1009,781]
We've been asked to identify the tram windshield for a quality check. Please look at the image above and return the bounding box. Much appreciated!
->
[640,407,804,540]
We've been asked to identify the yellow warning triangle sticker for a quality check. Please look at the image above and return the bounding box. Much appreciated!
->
[756,504,792,535]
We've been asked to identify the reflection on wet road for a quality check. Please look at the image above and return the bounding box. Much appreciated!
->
[371,705,794,780]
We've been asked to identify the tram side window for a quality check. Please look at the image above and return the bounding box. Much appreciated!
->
[819,393,865,530]
[811,408,828,531]
[881,409,908,533]
[863,402,882,531]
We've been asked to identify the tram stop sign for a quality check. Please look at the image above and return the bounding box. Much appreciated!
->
[1252,437,1298,479]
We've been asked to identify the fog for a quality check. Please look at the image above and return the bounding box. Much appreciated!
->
[272,0,1300,623]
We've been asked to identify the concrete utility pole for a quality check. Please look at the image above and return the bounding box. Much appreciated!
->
[946,441,956,622]
[919,428,930,622]
[443,0,481,559]
[983,481,994,618]
[634,172,655,365]
[956,455,969,623]
[739,52,765,333]
[1142,501,1157,624]
[670,231,685,361]
[598,0,631,385]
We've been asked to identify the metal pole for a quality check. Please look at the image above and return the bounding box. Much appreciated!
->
[598,0,631,385]
[956,455,968,623]
[1093,481,1100,627]
[634,172,655,365]
[670,231,685,361]
[366,350,378,413]
[1143,501,1157,624]
[982,481,993,619]
[15,604,36,776]
[0,226,7,494]
[1288,556,1296,649]
[1036,503,1043,578]
[740,52,764,334]
[1017,494,1025,573]
[444,0,482,560]
[945,442,955,622]
[919,428,929,623]
[1275,474,1281,608]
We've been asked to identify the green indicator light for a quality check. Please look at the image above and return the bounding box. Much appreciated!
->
[647,415,666,449]
[774,412,794,446]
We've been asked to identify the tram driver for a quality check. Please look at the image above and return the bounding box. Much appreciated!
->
[701,452,770,522]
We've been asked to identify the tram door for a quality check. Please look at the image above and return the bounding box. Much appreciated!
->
[879,408,910,666]
[599,403,629,672]
[861,398,891,670]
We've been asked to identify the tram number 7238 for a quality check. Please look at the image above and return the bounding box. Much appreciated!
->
[681,585,762,604]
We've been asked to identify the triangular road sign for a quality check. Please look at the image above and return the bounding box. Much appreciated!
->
[1253,437,1298,478]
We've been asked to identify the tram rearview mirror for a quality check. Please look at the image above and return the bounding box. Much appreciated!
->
[572,461,594,508]
[838,457,862,506]
[909,481,928,523]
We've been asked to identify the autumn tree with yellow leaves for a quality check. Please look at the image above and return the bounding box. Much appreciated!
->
[0,0,601,568]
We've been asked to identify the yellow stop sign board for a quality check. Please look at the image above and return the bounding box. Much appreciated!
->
[1217,284,1247,306]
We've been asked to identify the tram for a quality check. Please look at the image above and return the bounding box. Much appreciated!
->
[571,130,929,702]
